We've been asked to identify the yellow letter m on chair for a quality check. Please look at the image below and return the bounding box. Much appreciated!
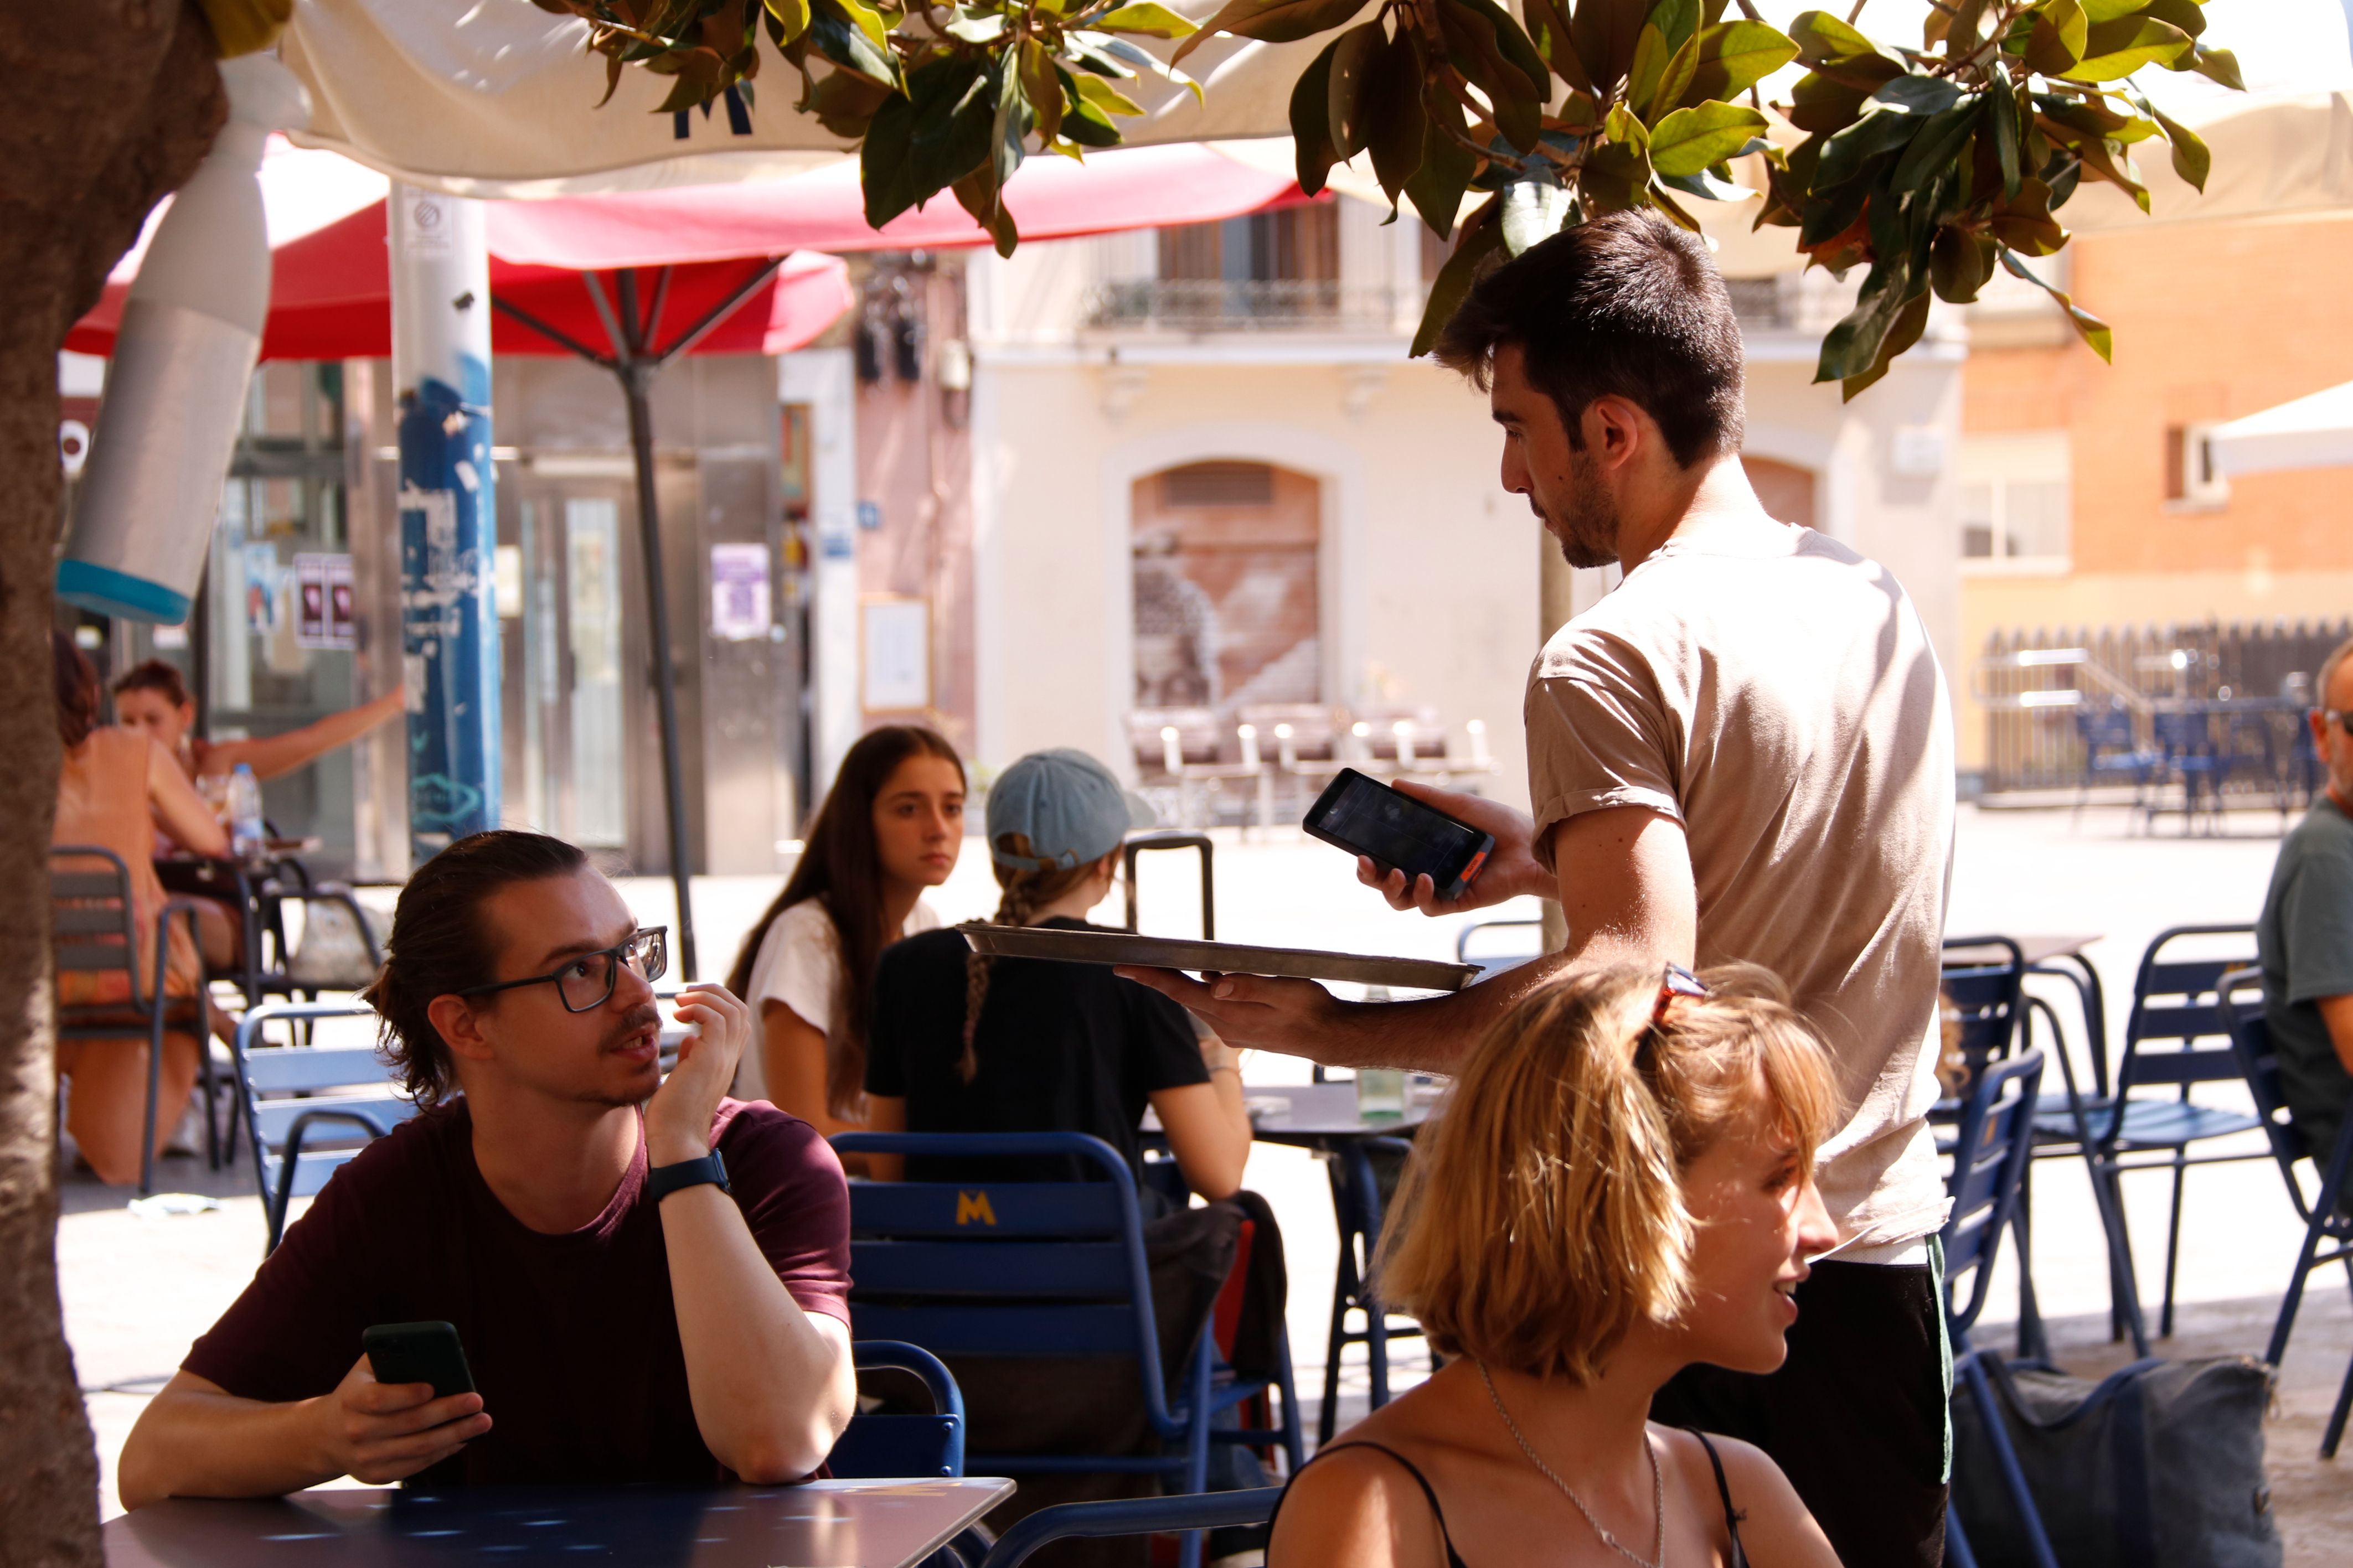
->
[955,1190,998,1227]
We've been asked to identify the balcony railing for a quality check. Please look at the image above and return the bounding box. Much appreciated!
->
[1083,279,1415,333]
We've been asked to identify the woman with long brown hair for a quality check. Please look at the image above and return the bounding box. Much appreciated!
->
[726,726,965,1141]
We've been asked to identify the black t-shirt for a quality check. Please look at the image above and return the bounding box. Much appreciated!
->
[866,917,1209,1184]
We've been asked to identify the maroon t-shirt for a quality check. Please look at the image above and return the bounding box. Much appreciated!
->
[184,1096,850,1487]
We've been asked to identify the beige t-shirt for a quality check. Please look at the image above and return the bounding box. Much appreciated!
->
[1525,524,1955,1250]
[735,894,941,1103]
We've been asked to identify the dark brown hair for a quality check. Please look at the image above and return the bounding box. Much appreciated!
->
[360,830,589,1108]
[1432,209,1745,469]
[112,658,194,709]
[53,631,101,749]
[727,725,964,1119]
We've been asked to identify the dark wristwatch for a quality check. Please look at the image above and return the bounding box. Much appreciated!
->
[646,1149,730,1204]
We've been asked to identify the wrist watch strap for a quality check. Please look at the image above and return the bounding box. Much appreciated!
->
[646,1148,730,1203]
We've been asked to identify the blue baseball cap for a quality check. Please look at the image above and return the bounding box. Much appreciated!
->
[986,748,1157,871]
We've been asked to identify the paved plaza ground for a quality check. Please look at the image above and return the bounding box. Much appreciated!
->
[55,803,2353,1560]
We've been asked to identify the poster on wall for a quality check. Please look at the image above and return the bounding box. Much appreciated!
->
[295,553,357,650]
[709,543,772,641]
[861,597,929,712]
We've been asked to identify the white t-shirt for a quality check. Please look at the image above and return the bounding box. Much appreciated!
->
[735,895,941,1103]
[1525,523,1955,1252]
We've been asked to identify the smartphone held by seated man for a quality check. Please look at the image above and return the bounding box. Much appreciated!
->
[117,831,857,1507]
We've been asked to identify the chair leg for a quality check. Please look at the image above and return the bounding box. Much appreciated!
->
[2160,1148,2190,1338]
[139,1010,166,1198]
[1320,1248,1353,1445]
[2324,1352,2353,1461]
[1960,1355,2061,1568]
[1944,1504,1978,1568]
[2093,1156,2151,1357]
[197,1031,221,1172]
[2010,1203,2048,1363]
[2266,1207,2333,1367]
[1365,1282,1391,1411]
[1273,1311,1305,1474]
[1179,1338,1215,1568]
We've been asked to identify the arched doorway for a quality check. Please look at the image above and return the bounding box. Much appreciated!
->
[1742,455,1818,530]
[1131,460,1322,713]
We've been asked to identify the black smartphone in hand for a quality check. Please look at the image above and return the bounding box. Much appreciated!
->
[1303,768,1496,901]
[362,1321,476,1400]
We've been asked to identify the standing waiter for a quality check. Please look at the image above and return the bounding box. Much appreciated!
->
[1126,210,1955,1565]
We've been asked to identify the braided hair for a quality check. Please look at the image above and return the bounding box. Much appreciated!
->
[958,832,1106,1083]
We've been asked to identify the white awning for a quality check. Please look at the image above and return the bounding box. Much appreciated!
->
[2209,381,2353,475]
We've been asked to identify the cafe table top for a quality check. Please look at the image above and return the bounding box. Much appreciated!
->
[1245,1080,1433,1147]
[103,1479,1013,1568]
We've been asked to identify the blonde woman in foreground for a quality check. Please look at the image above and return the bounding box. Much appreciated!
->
[1267,964,1845,1568]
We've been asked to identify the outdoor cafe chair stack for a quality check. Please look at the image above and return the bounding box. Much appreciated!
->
[50,845,218,1196]
[1941,1048,2062,1568]
[2217,971,2353,1457]
[831,1131,1304,1568]
[2032,927,2268,1339]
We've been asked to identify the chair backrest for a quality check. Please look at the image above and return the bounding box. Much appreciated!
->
[2214,969,2307,1182]
[2152,708,2213,754]
[1129,707,1222,769]
[829,1131,1180,1435]
[2074,704,2135,753]
[2117,925,2259,1096]
[233,1002,421,1239]
[1942,1048,2044,1334]
[1350,706,1443,762]
[50,846,142,987]
[978,1490,1281,1568]
[828,1340,967,1479]
[1237,703,1339,762]
[1939,935,2027,1095]
[1456,918,1545,981]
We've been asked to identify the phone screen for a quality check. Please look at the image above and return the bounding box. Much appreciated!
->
[1306,770,1490,888]
[363,1321,476,1400]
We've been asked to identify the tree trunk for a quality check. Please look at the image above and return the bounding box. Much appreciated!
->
[0,4,223,1560]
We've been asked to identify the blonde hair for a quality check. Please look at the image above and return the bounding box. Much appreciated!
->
[1374,962,1838,1385]
[957,832,1106,1081]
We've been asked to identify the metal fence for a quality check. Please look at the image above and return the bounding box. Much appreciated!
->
[1973,618,2351,798]
[1082,279,1415,333]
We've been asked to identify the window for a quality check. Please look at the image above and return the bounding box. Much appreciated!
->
[1157,205,1339,283]
[1958,433,2071,566]
[2164,422,2230,509]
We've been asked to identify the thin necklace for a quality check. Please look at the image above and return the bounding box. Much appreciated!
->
[1479,1363,1665,1568]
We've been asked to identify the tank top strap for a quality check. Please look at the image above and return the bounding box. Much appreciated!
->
[1682,1428,1750,1568]
[1269,1441,1470,1568]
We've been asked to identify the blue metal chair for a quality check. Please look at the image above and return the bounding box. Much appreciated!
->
[832,1341,968,1480]
[1937,936,2029,1122]
[2072,702,2158,820]
[832,1131,1304,1568]
[51,846,216,1195]
[229,1001,420,1253]
[2217,972,2353,1457]
[1319,1134,1423,1443]
[1942,1048,2061,1568]
[978,1488,1281,1568]
[2036,927,2266,1338]
[2150,708,2227,834]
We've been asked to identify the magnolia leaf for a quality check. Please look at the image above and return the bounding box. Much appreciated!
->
[1020,42,1063,147]
[834,0,891,53]
[1523,0,1593,94]
[1411,196,1504,356]
[1645,32,1702,123]
[1403,98,1479,237]
[2180,43,2244,90]
[1364,27,1426,196]
[1787,9,1882,66]
[2022,0,2087,74]
[1872,73,1964,116]
[1074,73,1144,115]
[1988,71,2023,198]
[2064,130,2150,211]
[1290,35,1343,192]
[1061,93,1124,145]
[1999,246,2112,359]
[2150,105,2211,191]
[1787,71,1876,134]
[1500,180,1573,253]
[1929,225,1995,302]
[808,0,898,86]
[1657,164,1751,201]
[1890,97,1981,191]
[1682,20,1799,107]
[1568,0,1649,96]
[2063,17,2191,80]
[1077,31,1206,102]
[1092,2,1198,37]
[946,11,1008,42]
[861,91,921,226]
[1648,101,1768,177]
[804,62,894,136]
[1841,288,1930,400]
[1627,24,1673,117]
[1814,106,1919,192]
[1326,17,1384,158]
[1450,0,1551,98]
[952,167,1020,255]
[1172,0,1371,63]
[1815,262,1919,384]
[1581,137,1653,211]
[765,0,814,48]
[1988,176,2066,253]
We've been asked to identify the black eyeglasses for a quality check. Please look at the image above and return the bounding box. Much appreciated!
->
[2323,710,2353,738]
[457,927,668,1012]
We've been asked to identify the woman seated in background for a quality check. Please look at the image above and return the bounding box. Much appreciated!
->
[1269,964,1843,1568]
[862,746,1250,1202]
[51,634,231,1184]
[726,726,966,1155]
[110,659,405,972]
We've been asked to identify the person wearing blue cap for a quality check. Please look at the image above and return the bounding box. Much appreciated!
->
[862,747,1250,1200]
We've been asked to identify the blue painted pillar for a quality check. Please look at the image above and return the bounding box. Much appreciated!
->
[389,183,500,862]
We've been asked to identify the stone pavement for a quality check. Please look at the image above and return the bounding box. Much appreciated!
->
[54,802,2353,1557]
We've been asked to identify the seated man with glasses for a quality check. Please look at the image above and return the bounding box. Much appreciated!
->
[118,831,855,1506]
[2260,636,2353,1212]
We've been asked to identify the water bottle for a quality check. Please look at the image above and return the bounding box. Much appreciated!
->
[227,763,265,861]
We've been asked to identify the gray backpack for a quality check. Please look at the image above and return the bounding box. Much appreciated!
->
[1950,1352,2280,1568]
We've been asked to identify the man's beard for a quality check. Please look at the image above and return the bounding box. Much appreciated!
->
[1548,447,1620,570]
